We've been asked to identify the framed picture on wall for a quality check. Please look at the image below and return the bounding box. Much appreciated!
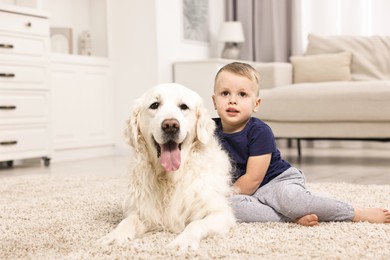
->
[182,0,209,43]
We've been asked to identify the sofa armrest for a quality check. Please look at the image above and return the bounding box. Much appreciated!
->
[252,62,293,89]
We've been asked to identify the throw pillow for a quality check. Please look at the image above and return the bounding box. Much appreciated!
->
[306,34,390,81]
[290,52,352,83]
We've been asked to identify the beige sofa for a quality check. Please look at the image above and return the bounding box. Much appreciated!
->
[254,34,390,155]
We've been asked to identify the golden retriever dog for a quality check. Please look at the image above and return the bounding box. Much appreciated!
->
[100,83,235,250]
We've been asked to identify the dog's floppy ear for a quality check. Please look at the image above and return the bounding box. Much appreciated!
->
[124,100,141,150]
[196,105,215,144]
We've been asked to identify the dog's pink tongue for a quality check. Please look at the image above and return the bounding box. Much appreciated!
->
[160,141,181,172]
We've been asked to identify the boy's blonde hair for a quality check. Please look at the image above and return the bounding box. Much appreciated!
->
[214,62,260,96]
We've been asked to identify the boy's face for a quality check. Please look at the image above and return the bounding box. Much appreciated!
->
[212,71,261,133]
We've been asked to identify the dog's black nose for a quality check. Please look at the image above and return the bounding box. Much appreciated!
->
[161,119,180,134]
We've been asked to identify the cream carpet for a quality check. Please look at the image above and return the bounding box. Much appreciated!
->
[1,174,389,260]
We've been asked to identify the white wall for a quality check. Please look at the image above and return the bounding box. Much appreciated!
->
[108,0,158,154]
[108,0,225,153]
[155,0,225,83]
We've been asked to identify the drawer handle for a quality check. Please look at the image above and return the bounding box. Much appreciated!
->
[0,141,18,146]
[26,22,32,27]
[0,105,16,110]
[0,73,15,78]
[0,43,14,49]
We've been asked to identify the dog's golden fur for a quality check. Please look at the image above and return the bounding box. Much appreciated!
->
[100,83,235,250]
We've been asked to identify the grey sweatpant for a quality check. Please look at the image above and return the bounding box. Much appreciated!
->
[231,167,355,223]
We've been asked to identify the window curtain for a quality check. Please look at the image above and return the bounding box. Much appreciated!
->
[226,0,303,62]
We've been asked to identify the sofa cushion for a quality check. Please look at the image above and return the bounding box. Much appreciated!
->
[306,34,390,81]
[257,81,390,122]
[290,52,352,83]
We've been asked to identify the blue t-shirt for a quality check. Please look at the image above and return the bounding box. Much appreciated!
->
[213,117,291,187]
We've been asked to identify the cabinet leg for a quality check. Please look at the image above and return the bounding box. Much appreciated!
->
[42,157,51,167]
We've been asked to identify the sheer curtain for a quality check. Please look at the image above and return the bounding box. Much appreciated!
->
[226,0,303,62]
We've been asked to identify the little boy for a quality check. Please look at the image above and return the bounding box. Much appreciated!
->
[212,62,390,226]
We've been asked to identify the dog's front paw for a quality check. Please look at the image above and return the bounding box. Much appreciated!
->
[99,227,136,246]
[98,217,139,245]
[167,233,200,251]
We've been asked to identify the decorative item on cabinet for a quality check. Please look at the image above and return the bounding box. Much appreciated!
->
[79,31,92,56]
[50,27,73,54]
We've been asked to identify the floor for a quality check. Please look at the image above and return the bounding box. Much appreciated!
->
[282,146,390,185]
[1,146,390,185]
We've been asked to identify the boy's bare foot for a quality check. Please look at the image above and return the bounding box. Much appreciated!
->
[353,208,390,223]
[295,214,319,226]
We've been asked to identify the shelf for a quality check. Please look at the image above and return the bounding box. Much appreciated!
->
[0,0,108,58]
[41,0,108,58]
[50,53,109,66]
[0,3,49,18]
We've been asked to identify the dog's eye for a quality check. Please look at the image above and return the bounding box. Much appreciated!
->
[179,104,189,110]
[149,102,159,110]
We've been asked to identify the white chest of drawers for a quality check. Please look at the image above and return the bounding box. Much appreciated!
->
[0,5,51,167]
